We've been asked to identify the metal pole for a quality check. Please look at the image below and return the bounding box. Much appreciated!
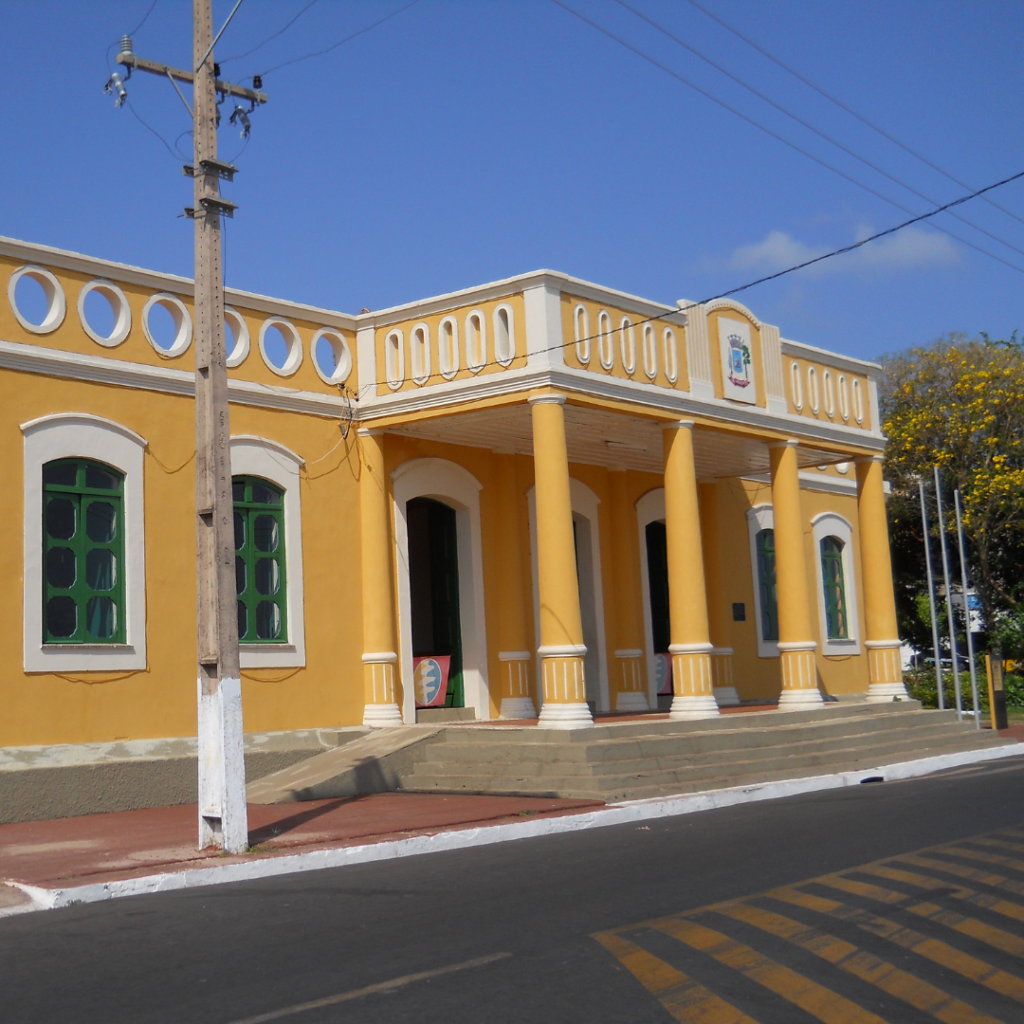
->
[954,489,981,729]
[934,467,962,721]
[193,0,247,853]
[919,479,944,711]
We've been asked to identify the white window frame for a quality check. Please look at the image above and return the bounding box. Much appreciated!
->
[231,436,306,668]
[746,504,779,658]
[811,511,861,655]
[22,413,147,671]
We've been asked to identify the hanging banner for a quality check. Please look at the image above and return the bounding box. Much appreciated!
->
[718,317,757,405]
[654,652,673,696]
[414,655,450,708]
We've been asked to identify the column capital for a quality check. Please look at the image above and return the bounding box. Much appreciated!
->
[357,427,385,438]
[662,418,695,432]
[528,392,567,406]
[768,438,800,450]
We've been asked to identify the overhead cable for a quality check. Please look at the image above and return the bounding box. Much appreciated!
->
[549,0,1024,275]
[613,0,1024,260]
[252,0,420,80]
[682,0,1024,230]
[352,166,1024,397]
[220,0,320,63]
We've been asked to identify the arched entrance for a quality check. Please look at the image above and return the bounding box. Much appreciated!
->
[392,458,490,724]
[637,488,669,708]
[407,497,463,708]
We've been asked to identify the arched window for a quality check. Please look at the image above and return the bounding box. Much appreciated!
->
[234,476,287,643]
[619,316,636,374]
[573,304,590,364]
[598,310,614,370]
[820,536,849,639]
[410,323,431,385]
[493,304,515,366]
[642,323,657,379]
[790,360,803,410]
[439,317,460,379]
[663,327,678,383]
[385,329,405,389]
[42,458,125,644]
[465,310,487,372]
[755,528,778,642]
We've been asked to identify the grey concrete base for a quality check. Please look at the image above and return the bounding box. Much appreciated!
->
[0,729,367,825]
[416,707,477,723]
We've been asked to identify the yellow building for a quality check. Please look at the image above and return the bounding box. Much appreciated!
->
[1,235,906,746]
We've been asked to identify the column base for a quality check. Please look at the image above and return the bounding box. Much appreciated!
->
[865,682,910,703]
[777,688,824,709]
[500,697,537,720]
[615,691,650,712]
[669,694,720,720]
[713,686,741,707]
[362,703,404,728]
[537,701,594,729]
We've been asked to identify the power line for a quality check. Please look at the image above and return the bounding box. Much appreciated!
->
[220,0,320,63]
[126,98,181,161]
[251,0,421,80]
[352,166,1024,397]
[549,0,1024,275]
[682,0,1024,231]
[105,0,159,71]
[612,0,1024,261]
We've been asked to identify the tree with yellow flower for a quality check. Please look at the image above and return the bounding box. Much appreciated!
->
[879,333,1024,659]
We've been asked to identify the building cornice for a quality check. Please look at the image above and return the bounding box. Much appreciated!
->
[781,337,880,375]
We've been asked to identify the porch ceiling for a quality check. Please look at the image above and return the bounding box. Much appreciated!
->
[386,404,843,480]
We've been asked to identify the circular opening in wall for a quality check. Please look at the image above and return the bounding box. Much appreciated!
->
[225,307,250,367]
[259,317,302,376]
[311,328,352,384]
[78,280,131,347]
[8,265,66,334]
[143,293,192,358]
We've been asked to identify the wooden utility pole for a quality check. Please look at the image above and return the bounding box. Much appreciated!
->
[109,3,266,854]
[192,0,247,854]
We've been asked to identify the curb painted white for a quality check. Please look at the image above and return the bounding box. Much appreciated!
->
[5,742,1023,916]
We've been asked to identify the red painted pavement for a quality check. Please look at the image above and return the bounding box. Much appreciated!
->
[0,793,602,891]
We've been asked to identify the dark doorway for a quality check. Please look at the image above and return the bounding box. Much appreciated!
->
[646,520,671,655]
[407,497,464,707]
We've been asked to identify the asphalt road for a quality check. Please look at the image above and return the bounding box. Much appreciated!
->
[3,758,1024,1024]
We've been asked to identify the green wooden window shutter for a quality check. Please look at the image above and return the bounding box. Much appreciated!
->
[233,476,287,644]
[755,528,779,642]
[42,459,126,645]
[820,535,849,639]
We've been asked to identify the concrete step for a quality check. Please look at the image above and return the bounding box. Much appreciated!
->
[417,714,975,767]
[402,730,1011,799]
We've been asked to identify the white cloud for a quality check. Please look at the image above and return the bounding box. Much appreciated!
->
[727,224,960,276]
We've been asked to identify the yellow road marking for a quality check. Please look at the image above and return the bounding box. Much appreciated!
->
[938,845,1024,874]
[813,875,1024,960]
[653,914,889,1024]
[716,900,1003,1024]
[593,930,760,1023]
[972,838,1024,855]
[770,886,1024,1004]
[893,853,1024,895]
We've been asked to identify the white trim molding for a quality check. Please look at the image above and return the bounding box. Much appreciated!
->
[225,306,251,367]
[230,435,306,669]
[8,264,66,335]
[259,318,303,377]
[142,292,193,359]
[392,458,491,725]
[746,504,779,659]
[77,279,132,348]
[811,511,861,656]
[22,413,147,672]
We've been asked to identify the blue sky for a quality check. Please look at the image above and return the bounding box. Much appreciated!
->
[1,0,1022,362]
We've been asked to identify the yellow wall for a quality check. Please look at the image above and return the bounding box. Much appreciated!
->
[784,354,873,432]
[374,294,529,396]
[561,294,688,392]
[0,369,365,747]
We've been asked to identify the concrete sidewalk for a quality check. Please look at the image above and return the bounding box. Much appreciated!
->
[0,792,599,907]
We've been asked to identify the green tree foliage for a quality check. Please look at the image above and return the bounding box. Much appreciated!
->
[877,333,1024,655]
